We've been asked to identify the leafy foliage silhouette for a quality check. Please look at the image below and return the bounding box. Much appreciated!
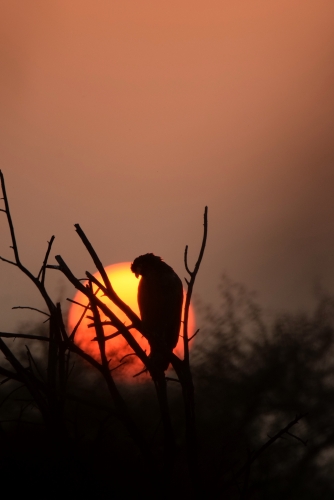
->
[192,276,334,498]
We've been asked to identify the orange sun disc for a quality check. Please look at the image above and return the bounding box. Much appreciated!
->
[67,262,196,382]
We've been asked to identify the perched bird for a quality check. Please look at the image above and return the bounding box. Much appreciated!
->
[131,253,183,371]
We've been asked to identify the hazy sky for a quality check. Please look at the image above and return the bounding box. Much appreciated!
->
[1,1,334,331]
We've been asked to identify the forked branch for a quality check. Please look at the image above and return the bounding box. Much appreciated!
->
[183,206,208,365]
[75,224,142,327]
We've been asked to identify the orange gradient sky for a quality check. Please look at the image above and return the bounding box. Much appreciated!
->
[1,1,334,333]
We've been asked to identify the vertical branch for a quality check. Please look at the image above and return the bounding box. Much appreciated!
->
[88,280,108,369]
[172,206,208,497]
[183,206,208,366]
[38,236,55,285]
[152,369,175,485]
[55,303,69,398]
[47,312,58,393]
[0,170,21,266]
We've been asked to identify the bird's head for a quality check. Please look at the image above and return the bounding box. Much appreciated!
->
[131,253,163,278]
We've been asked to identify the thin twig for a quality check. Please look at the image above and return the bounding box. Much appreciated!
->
[0,256,17,266]
[184,246,192,275]
[91,330,121,340]
[66,298,91,309]
[133,367,148,377]
[68,291,96,342]
[12,306,50,317]
[188,329,200,342]
[37,235,55,284]
[286,430,308,446]
[119,352,137,362]
[110,361,127,373]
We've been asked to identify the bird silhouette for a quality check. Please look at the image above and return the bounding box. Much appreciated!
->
[131,253,183,371]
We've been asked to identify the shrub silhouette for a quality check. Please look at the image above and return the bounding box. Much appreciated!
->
[192,276,334,498]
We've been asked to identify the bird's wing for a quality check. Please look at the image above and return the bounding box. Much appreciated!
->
[138,271,183,350]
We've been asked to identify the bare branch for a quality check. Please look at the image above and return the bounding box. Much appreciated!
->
[86,271,142,328]
[133,367,148,378]
[110,361,127,373]
[0,170,22,265]
[92,330,122,341]
[88,320,112,328]
[184,245,192,275]
[237,413,308,479]
[0,172,57,316]
[84,280,154,463]
[0,366,22,384]
[37,235,55,284]
[188,329,200,342]
[73,225,146,337]
[55,255,150,369]
[183,206,208,365]
[68,289,99,341]
[12,306,50,317]
[119,352,137,362]
[0,256,17,266]
[25,345,46,384]
[174,213,209,494]
[286,430,308,446]
[0,332,49,342]
[66,298,91,309]
[0,338,49,419]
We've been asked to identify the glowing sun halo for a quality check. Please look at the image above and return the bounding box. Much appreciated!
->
[68,262,196,382]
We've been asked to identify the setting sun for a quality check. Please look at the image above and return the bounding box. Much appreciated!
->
[68,262,196,381]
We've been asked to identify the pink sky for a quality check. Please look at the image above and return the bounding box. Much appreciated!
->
[1,1,334,331]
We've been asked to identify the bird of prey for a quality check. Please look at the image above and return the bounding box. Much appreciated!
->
[131,253,183,371]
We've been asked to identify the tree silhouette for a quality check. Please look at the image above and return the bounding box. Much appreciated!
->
[0,171,207,498]
[1,170,333,498]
